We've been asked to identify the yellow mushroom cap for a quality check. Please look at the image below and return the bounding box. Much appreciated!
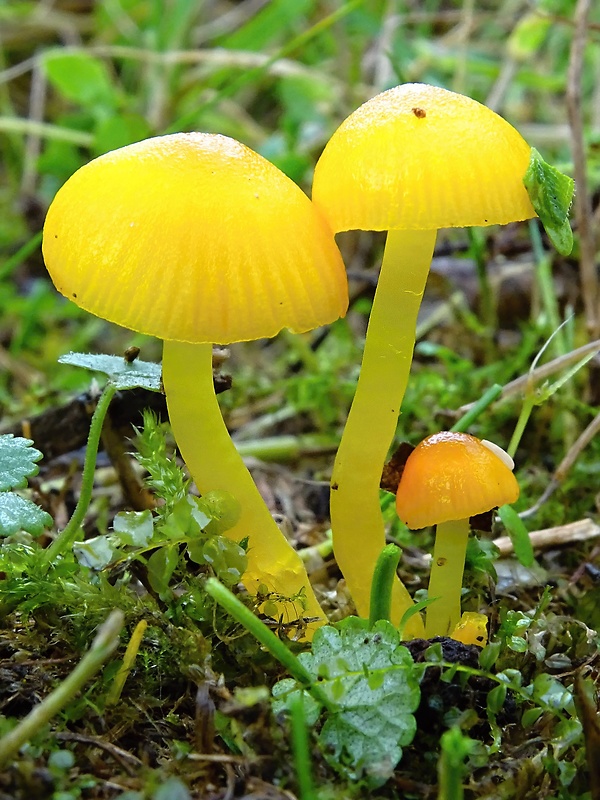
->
[395,431,519,530]
[43,133,348,344]
[312,83,536,233]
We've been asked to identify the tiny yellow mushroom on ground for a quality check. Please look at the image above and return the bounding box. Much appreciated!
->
[395,431,520,638]
[451,612,489,648]
[312,83,535,636]
[42,132,349,638]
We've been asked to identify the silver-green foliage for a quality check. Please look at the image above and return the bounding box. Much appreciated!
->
[0,435,52,536]
[273,617,421,786]
[58,352,162,391]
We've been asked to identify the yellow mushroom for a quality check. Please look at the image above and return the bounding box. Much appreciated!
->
[451,612,489,648]
[42,132,348,637]
[395,432,519,638]
[312,83,535,636]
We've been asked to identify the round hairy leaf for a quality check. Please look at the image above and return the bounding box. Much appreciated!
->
[0,435,44,491]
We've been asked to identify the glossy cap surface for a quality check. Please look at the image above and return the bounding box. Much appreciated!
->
[313,83,536,232]
[43,133,348,344]
[395,431,519,529]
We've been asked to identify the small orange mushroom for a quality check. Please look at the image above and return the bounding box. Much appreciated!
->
[395,431,519,638]
[42,132,348,637]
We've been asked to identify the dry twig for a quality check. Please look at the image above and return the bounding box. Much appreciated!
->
[457,338,600,413]
[493,518,600,557]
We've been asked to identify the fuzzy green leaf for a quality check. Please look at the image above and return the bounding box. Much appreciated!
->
[43,52,116,110]
[147,545,179,596]
[0,435,44,491]
[113,510,155,547]
[187,536,247,586]
[274,617,420,785]
[272,679,322,725]
[508,13,552,60]
[58,352,162,391]
[521,707,544,727]
[196,490,241,535]
[0,493,53,536]
[487,684,508,715]
[73,536,116,570]
[478,641,501,671]
[497,505,535,567]
[93,113,152,156]
[523,148,574,256]
[531,673,575,714]
[508,635,529,653]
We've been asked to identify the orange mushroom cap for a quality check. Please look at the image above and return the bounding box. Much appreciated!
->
[43,133,348,345]
[312,83,536,233]
[395,431,519,530]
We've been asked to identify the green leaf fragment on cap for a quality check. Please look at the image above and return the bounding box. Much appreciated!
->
[523,148,574,256]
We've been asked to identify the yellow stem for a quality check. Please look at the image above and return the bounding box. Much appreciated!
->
[425,518,470,638]
[162,340,326,638]
[330,228,437,638]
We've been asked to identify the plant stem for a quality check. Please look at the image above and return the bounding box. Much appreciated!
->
[456,338,600,411]
[330,228,436,637]
[41,382,117,569]
[438,727,473,800]
[468,227,497,360]
[369,544,402,627]
[0,117,93,145]
[0,610,124,768]
[299,528,333,564]
[106,619,148,706]
[529,220,566,356]
[163,341,326,639]
[507,392,536,459]
[205,578,333,711]
[290,694,317,800]
[425,518,470,638]
[235,434,334,462]
[451,384,503,433]
[0,230,42,280]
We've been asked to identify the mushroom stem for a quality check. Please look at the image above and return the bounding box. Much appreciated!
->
[330,228,436,637]
[425,517,470,637]
[162,340,326,637]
